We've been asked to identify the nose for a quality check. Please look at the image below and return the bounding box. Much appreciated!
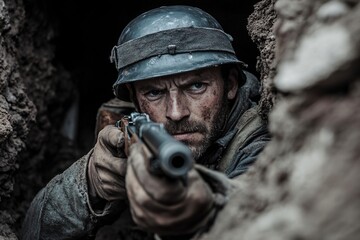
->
[166,91,190,121]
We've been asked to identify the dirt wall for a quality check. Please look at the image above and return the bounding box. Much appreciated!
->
[0,0,77,238]
[198,0,360,239]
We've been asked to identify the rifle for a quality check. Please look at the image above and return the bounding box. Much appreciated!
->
[117,112,193,181]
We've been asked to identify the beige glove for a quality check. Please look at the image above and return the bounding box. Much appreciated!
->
[88,125,128,202]
[125,143,215,236]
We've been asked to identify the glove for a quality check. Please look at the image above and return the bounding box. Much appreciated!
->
[125,143,215,236]
[87,125,128,202]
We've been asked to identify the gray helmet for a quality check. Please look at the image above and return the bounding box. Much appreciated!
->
[111,5,244,101]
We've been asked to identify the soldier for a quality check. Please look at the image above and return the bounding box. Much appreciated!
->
[22,5,270,240]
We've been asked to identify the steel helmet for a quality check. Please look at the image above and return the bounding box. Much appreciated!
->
[111,5,244,101]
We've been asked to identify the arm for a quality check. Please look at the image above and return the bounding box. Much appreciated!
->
[22,152,120,240]
[22,126,129,240]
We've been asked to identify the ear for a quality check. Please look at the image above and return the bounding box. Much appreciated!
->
[227,68,239,100]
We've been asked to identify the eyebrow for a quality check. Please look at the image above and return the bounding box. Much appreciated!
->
[134,72,212,92]
[135,84,160,93]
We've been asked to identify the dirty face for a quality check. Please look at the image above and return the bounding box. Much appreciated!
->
[132,67,238,160]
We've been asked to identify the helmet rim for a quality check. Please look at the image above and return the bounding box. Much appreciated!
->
[113,51,243,101]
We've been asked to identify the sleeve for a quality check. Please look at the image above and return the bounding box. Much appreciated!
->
[21,150,126,240]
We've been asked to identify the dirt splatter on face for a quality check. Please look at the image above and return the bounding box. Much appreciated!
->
[202,106,212,122]
[133,67,230,160]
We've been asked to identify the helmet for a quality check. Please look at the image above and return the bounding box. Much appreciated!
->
[111,5,244,101]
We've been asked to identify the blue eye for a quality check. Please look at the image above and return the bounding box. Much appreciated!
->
[145,89,164,100]
[192,83,203,89]
[188,82,206,92]
[148,90,161,96]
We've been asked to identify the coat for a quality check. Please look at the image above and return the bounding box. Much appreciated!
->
[21,71,271,240]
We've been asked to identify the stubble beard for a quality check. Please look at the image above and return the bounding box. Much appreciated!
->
[164,96,230,161]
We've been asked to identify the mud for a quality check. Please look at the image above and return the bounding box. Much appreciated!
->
[0,0,77,238]
[198,0,360,239]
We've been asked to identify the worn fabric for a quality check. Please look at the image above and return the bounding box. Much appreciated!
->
[21,71,270,240]
[21,151,127,240]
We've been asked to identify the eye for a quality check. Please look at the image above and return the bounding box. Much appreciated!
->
[188,82,206,92]
[144,89,164,100]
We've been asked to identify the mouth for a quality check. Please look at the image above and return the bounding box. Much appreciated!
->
[172,132,197,142]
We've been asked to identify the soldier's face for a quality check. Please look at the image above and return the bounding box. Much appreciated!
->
[132,67,238,160]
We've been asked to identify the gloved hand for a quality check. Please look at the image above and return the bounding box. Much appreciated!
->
[125,143,216,236]
[87,125,128,202]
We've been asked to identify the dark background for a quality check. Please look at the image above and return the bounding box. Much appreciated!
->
[46,0,260,153]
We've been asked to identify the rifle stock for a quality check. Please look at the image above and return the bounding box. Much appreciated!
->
[117,112,193,179]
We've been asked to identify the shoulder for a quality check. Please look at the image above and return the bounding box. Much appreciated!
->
[220,107,271,177]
